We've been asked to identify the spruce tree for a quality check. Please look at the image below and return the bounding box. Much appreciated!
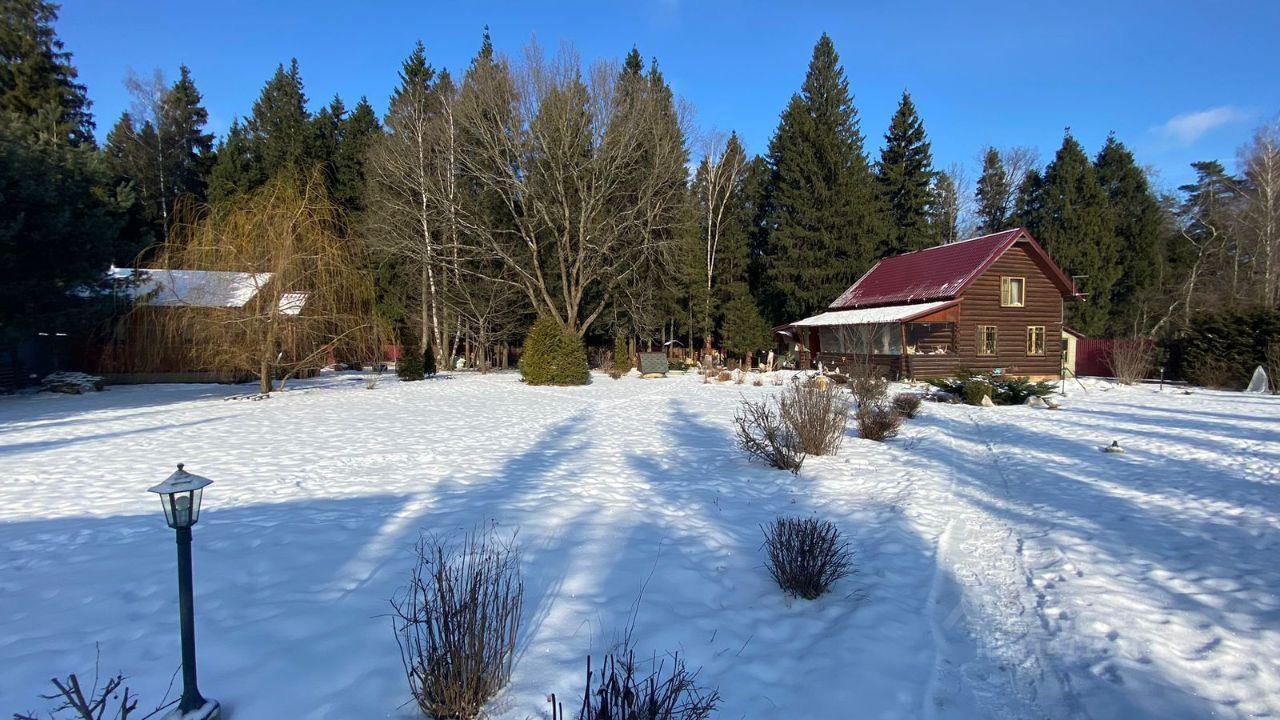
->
[0,0,93,145]
[721,283,772,361]
[1094,135,1166,333]
[975,147,1011,233]
[1023,133,1119,335]
[207,119,264,204]
[246,59,314,180]
[875,90,935,254]
[160,65,214,204]
[928,171,959,245]
[761,34,884,323]
[612,332,630,376]
[332,96,380,216]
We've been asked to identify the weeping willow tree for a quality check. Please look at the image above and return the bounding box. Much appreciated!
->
[139,172,385,393]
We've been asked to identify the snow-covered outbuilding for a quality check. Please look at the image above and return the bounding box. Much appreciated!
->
[780,228,1079,380]
[98,267,310,382]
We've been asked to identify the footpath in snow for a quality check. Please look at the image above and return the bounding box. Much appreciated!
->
[0,372,1277,719]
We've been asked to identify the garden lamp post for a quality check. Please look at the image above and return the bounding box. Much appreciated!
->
[148,464,221,720]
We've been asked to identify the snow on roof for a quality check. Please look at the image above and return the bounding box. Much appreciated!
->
[277,292,309,316]
[111,267,273,309]
[790,299,958,327]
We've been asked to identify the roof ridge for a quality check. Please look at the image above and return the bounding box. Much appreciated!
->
[892,227,1021,257]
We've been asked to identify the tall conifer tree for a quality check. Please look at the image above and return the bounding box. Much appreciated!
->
[876,90,935,254]
[975,147,1011,233]
[1023,133,1119,335]
[1094,134,1166,333]
[760,33,883,323]
[0,0,93,145]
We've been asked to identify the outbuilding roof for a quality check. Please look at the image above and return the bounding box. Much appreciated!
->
[111,267,272,309]
[828,228,1075,309]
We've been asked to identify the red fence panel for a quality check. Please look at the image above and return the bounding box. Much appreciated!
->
[1076,338,1114,377]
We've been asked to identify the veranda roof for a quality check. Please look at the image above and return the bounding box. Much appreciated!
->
[789,299,958,327]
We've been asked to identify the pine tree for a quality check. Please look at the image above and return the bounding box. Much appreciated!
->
[974,147,1011,233]
[875,90,935,254]
[0,0,93,145]
[1094,135,1166,333]
[760,33,884,324]
[1023,133,1118,335]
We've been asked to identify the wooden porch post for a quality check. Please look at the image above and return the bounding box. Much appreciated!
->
[899,323,911,380]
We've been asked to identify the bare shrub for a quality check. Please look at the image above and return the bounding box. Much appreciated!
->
[733,397,805,474]
[391,528,523,720]
[762,516,854,600]
[752,375,763,387]
[365,367,384,390]
[14,647,176,720]
[549,647,720,720]
[856,403,904,442]
[1107,338,1154,384]
[717,370,732,383]
[778,382,849,456]
[891,392,922,419]
[849,374,889,409]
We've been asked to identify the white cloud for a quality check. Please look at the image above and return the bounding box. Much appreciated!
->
[1154,106,1254,147]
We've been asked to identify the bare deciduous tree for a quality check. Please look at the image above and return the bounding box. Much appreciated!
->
[446,42,691,337]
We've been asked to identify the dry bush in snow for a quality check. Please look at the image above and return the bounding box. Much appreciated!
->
[778,382,849,456]
[391,528,523,720]
[549,646,719,720]
[734,396,805,474]
[1107,338,1155,385]
[762,516,853,600]
[856,403,904,442]
[891,392,922,419]
[14,647,175,720]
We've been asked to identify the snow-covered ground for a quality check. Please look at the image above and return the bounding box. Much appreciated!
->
[1,371,1277,719]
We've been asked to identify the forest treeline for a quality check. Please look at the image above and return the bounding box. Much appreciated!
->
[3,1,1278,369]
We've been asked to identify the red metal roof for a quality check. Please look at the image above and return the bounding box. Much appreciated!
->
[828,228,1075,309]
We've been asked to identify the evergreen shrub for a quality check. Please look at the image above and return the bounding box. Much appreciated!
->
[519,316,589,386]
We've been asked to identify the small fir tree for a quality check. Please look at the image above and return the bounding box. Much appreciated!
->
[397,344,425,381]
[424,340,438,377]
[612,333,630,377]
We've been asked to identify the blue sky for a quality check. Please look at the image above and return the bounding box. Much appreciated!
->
[58,0,1279,192]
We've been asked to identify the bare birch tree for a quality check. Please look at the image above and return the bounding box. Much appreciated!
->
[1239,120,1280,307]
[692,131,749,340]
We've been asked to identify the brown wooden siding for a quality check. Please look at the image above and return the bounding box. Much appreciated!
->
[952,242,1064,378]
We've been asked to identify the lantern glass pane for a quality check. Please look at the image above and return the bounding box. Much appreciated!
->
[161,494,176,528]
[190,487,203,525]
[173,492,193,528]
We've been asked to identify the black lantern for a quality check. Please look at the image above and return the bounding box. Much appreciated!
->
[148,464,220,720]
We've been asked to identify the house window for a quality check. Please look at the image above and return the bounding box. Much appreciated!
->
[1001,277,1026,307]
[1026,326,1045,355]
[977,325,998,356]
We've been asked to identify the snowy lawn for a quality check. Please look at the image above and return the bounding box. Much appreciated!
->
[1,371,1278,719]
